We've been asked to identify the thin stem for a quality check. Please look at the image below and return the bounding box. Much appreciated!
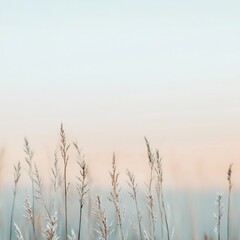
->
[73,142,89,240]
[215,194,223,240]
[10,162,21,240]
[31,177,35,236]
[156,190,164,238]
[144,137,156,240]
[155,150,169,240]
[9,190,16,240]
[64,161,68,239]
[34,164,51,219]
[227,164,233,240]
[126,169,143,240]
[94,195,109,240]
[227,193,230,240]
[24,194,37,240]
[109,153,124,240]
[24,139,36,240]
[161,187,170,240]
[60,123,70,240]
[78,206,83,240]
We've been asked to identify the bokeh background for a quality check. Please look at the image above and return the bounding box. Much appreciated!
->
[1,0,240,189]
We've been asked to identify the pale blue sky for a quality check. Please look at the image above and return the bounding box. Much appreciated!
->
[1,0,240,186]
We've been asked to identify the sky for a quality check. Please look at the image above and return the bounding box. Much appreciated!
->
[0,0,240,188]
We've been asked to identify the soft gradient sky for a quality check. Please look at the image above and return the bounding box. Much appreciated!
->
[0,0,240,188]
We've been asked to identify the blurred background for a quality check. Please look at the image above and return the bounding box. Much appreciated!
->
[0,0,240,189]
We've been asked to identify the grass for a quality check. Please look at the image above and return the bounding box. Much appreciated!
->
[214,194,224,240]
[93,195,111,240]
[24,138,36,240]
[0,124,238,239]
[73,142,89,240]
[227,163,233,240]
[60,123,70,240]
[126,169,143,240]
[109,153,124,240]
[9,162,21,240]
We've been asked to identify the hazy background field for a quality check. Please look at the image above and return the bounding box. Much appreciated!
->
[1,0,240,188]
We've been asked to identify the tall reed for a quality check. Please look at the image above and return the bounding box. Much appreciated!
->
[73,142,89,240]
[109,153,124,240]
[126,169,143,240]
[9,162,21,240]
[155,149,170,240]
[214,194,223,240]
[94,195,111,240]
[24,194,37,240]
[51,152,61,193]
[154,150,164,238]
[144,137,156,240]
[42,212,59,240]
[34,163,51,218]
[24,138,36,240]
[227,164,232,240]
[60,124,70,240]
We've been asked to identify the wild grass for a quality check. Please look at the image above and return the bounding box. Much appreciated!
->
[60,124,70,240]
[1,125,239,240]
[155,149,170,240]
[93,195,112,240]
[144,137,156,240]
[24,138,36,240]
[214,194,224,240]
[9,162,21,240]
[126,169,143,240]
[24,194,37,240]
[42,212,59,240]
[109,153,124,240]
[227,164,233,240]
[73,142,89,240]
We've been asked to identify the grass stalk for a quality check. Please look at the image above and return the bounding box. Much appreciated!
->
[126,169,143,240]
[144,137,156,240]
[24,138,37,240]
[34,163,51,218]
[51,152,61,193]
[42,212,58,240]
[154,150,164,238]
[94,195,110,240]
[109,153,124,240]
[73,142,89,240]
[24,194,37,240]
[9,162,21,240]
[155,149,170,240]
[214,194,223,240]
[227,164,232,240]
[60,123,70,240]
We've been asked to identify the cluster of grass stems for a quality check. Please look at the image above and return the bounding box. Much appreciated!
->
[2,125,235,240]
